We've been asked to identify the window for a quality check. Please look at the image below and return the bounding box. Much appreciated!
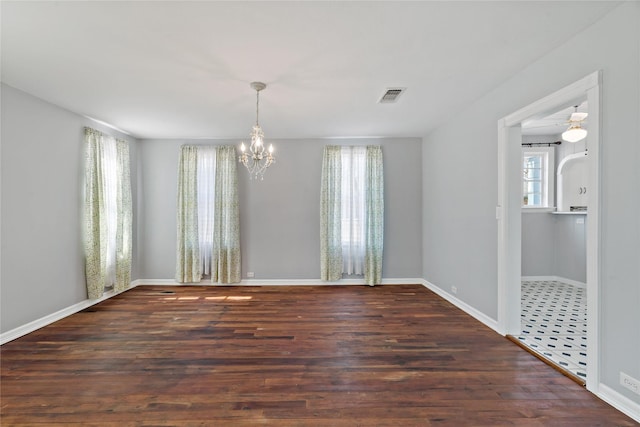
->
[320,145,384,285]
[176,145,240,284]
[522,147,554,208]
[84,127,132,299]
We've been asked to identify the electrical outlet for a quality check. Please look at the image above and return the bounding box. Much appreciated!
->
[620,372,640,395]
[451,286,458,295]
[247,272,255,278]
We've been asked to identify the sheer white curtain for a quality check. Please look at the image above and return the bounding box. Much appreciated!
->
[197,147,216,276]
[341,146,366,275]
[102,138,118,286]
[84,127,132,299]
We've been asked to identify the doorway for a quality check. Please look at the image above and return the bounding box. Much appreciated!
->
[496,71,601,392]
[518,102,589,382]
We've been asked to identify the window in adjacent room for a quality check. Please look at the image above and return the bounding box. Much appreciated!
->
[522,147,555,208]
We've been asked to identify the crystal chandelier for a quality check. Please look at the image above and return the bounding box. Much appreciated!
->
[239,81,275,180]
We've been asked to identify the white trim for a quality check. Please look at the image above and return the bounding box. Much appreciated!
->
[497,122,523,336]
[131,279,180,286]
[584,76,602,393]
[502,72,599,127]
[521,276,587,289]
[497,70,601,392]
[597,384,640,424]
[0,285,135,345]
[421,279,499,333]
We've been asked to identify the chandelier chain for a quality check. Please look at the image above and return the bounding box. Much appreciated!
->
[256,90,260,126]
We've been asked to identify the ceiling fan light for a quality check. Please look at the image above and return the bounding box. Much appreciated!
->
[562,125,588,143]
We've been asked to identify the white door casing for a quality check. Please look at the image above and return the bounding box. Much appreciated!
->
[496,71,601,392]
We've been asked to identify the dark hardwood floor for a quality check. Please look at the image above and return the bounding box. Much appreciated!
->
[1,285,637,426]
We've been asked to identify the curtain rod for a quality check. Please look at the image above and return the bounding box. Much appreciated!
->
[521,141,561,147]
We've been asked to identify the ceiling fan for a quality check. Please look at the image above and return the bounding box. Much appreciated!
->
[522,105,588,142]
[562,106,588,142]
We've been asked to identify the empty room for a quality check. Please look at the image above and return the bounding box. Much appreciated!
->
[1,1,639,425]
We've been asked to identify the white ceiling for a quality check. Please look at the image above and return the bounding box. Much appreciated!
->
[1,1,619,140]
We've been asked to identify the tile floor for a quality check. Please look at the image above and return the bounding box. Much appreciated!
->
[516,280,587,380]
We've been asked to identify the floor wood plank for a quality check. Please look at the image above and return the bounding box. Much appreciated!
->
[1,285,637,425]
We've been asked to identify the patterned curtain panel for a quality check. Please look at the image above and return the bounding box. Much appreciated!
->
[115,139,133,292]
[175,145,201,283]
[320,145,343,281]
[211,146,241,284]
[84,127,132,299]
[364,145,384,286]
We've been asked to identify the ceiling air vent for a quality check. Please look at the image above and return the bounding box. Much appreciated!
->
[379,87,405,103]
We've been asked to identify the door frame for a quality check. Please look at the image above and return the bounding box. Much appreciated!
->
[496,71,601,392]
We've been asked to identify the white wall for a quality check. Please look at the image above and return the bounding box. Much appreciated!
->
[0,84,139,333]
[521,212,555,276]
[423,1,639,403]
[137,137,423,281]
[522,213,587,284]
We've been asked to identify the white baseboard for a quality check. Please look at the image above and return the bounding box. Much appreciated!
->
[521,275,586,288]
[0,285,135,345]
[597,383,640,423]
[420,279,499,333]
[131,279,180,286]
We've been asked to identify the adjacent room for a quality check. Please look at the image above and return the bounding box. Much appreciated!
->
[1,1,639,425]
[518,101,590,381]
